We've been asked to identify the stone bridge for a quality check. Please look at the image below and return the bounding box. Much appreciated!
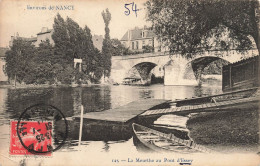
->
[110,50,257,85]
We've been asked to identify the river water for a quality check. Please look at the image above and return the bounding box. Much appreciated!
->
[0,82,258,161]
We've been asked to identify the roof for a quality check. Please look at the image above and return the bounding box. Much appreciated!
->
[124,77,141,80]
[121,27,155,41]
[18,37,37,42]
[0,47,9,57]
[223,55,259,68]
[37,29,53,35]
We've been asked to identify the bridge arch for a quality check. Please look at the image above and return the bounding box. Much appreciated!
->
[185,56,230,83]
[164,54,233,86]
[125,62,159,84]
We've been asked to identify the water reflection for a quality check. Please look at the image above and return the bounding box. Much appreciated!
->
[67,120,132,142]
[3,86,112,120]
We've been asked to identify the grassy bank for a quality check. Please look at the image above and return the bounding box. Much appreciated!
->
[187,108,259,153]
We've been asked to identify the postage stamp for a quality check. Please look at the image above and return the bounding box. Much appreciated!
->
[10,121,52,156]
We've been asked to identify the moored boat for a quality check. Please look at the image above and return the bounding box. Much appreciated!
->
[132,123,212,153]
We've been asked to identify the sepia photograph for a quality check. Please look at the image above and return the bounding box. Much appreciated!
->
[0,0,259,165]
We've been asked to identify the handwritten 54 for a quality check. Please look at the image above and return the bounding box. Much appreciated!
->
[124,2,141,17]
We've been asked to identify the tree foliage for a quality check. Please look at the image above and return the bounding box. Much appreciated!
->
[6,39,36,84]
[32,40,55,84]
[202,59,229,75]
[145,0,260,58]
[51,14,103,83]
[6,14,105,85]
[101,8,112,77]
[110,38,125,56]
[52,13,70,64]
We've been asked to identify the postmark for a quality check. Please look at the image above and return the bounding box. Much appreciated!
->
[10,104,68,155]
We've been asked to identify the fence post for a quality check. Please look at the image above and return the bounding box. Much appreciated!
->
[78,105,84,146]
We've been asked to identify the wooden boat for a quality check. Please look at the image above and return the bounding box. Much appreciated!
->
[140,89,259,117]
[172,87,258,107]
[132,123,212,153]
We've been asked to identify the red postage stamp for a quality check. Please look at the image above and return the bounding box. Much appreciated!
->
[10,121,52,156]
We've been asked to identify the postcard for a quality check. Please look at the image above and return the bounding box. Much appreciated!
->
[0,0,259,165]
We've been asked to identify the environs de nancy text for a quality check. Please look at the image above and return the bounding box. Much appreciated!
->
[27,5,74,10]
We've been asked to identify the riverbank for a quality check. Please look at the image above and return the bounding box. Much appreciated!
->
[187,108,259,153]
[0,82,112,89]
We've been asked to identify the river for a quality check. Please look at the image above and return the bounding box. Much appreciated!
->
[0,83,258,162]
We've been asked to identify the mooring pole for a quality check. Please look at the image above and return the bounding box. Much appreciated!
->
[78,105,84,146]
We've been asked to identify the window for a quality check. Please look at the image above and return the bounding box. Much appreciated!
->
[136,41,139,50]
[2,65,6,75]
[142,40,145,49]
[158,45,161,52]
[132,42,134,49]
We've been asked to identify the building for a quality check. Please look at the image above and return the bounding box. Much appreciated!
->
[9,34,37,47]
[120,26,166,53]
[9,27,54,48]
[92,35,103,51]
[0,47,9,82]
[34,27,54,47]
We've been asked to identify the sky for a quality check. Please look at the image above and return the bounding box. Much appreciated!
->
[0,0,150,47]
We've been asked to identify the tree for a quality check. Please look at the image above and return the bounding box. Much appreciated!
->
[88,48,104,82]
[6,14,107,85]
[6,39,57,85]
[52,14,105,84]
[66,17,87,60]
[146,0,260,57]
[101,8,112,77]
[82,25,102,80]
[6,39,36,84]
[35,40,55,84]
[110,38,126,56]
[52,13,70,64]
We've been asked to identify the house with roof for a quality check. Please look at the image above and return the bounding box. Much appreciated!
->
[34,27,55,47]
[120,26,167,53]
[9,34,37,47]
[9,27,54,48]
